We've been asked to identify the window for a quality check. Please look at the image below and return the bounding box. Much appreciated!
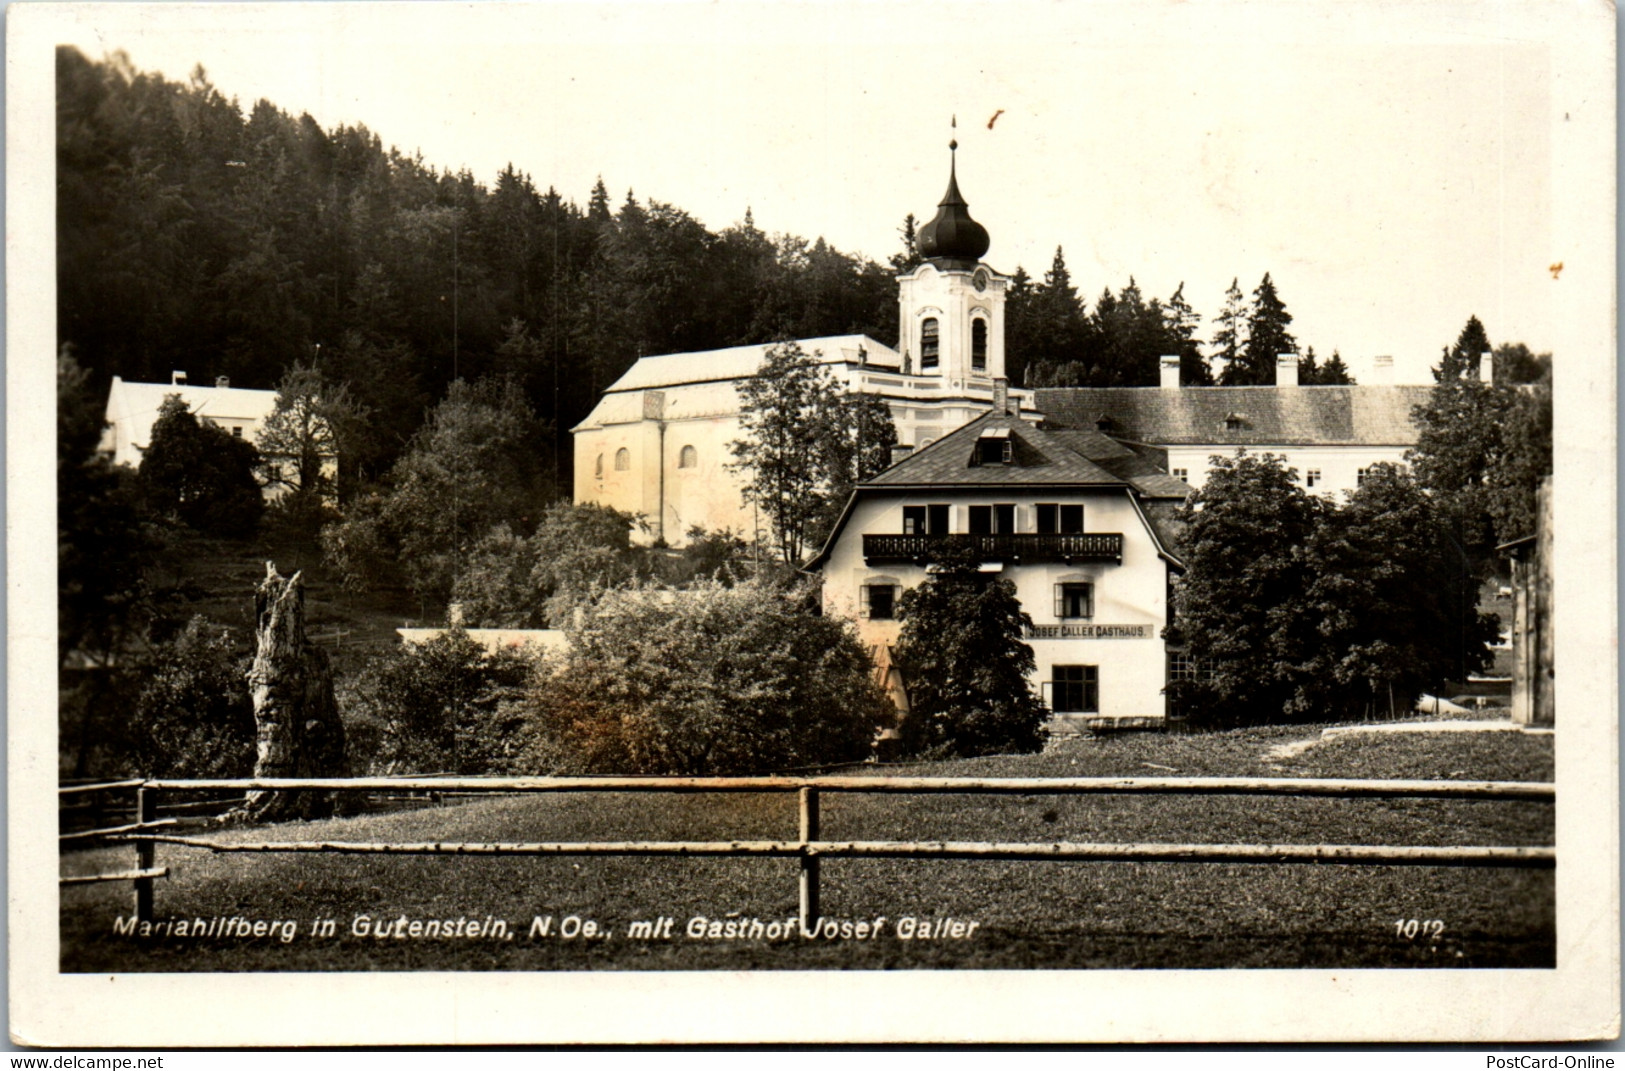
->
[231,426,244,438]
[921,318,940,369]
[614,448,630,471]
[1054,582,1094,619]
[902,504,950,535]
[1052,665,1099,713]
[861,583,898,621]
[678,445,697,469]
[968,504,1015,534]
[1169,652,1204,684]
[971,318,988,371]
[1171,468,1188,482]
[1036,504,1084,534]
[1356,467,1369,487]
[1305,468,1321,488]
[977,437,1013,465]
[595,454,605,478]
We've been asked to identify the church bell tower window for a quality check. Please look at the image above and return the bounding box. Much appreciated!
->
[921,318,939,369]
[972,318,988,372]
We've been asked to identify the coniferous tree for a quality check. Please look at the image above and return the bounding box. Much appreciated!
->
[1435,315,1492,382]
[1163,282,1212,386]
[1210,278,1248,384]
[893,542,1049,757]
[1228,272,1296,385]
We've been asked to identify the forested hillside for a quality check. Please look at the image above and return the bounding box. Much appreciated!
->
[57,46,900,488]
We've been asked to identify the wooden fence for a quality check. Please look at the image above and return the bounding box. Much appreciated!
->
[61,775,1556,930]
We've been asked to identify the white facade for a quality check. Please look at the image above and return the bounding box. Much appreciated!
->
[821,493,1171,729]
[101,375,280,467]
[811,413,1188,731]
[1164,443,1414,499]
[101,374,337,501]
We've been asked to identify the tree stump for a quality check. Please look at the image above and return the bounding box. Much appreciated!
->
[228,562,347,822]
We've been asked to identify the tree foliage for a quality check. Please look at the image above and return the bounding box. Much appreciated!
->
[1165,453,1324,724]
[1169,453,1495,727]
[346,629,535,775]
[892,543,1049,757]
[1302,464,1498,716]
[520,581,893,774]
[321,376,554,600]
[58,349,164,667]
[450,502,643,628]
[121,616,257,777]
[1408,319,1553,554]
[137,394,265,537]
[730,341,897,563]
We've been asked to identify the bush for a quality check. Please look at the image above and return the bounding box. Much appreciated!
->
[346,629,535,775]
[520,581,893,774]
[121,616,256,777]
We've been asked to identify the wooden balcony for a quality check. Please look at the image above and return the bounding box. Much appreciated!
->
[862,533,1124,565]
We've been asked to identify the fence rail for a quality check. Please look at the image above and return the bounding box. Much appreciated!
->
[62,774,1556,930]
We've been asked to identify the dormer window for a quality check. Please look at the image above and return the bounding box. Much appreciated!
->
[1223,413,1248,431]
[971,319,988,371]
[921,318,940,369]
[977,437,1013,465]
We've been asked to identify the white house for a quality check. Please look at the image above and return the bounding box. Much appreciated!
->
[101,371,336,500]
[809,406,1190,732]
[572,146,1039,545]
[1036,354,1436,498]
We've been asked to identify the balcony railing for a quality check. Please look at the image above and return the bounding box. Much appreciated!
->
[862,533,1124,565]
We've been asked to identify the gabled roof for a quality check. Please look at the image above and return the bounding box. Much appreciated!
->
[807,410,1192,570]
[865,411,1129,488]
[602,335,901,393]
[1035,385,1433,446]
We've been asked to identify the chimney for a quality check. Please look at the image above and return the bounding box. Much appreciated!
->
[1479,351,1494,385]
[1159,355,1181,389]
[992,377,1009,415]
[1371,355,1394,384]
[448,603,465,628]
[1276,353,1299,388]
[215,375,230,388]
[891,444,915,466]
[171,370,188,385]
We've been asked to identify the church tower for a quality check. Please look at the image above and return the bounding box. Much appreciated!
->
[896,135,1009,389]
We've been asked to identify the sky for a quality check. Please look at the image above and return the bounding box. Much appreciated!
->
[42,1,1575,384]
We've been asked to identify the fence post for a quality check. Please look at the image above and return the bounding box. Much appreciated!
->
[133,786,155,923]
[799,786,820,934]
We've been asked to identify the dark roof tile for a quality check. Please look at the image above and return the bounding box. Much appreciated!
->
[1035,385,1433,446]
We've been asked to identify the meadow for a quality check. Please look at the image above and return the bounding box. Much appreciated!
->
[59,722,1555,972]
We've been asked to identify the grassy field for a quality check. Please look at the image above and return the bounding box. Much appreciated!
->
[60,724,1555,972]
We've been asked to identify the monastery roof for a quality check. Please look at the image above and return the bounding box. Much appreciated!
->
[604,335,901,393]
[1035,385,1433,447]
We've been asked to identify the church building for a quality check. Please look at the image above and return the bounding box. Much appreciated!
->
[571,143,1038,544]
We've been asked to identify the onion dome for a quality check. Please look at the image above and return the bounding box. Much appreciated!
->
[917,139,990,269]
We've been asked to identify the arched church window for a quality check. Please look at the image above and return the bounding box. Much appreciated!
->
[614,448,630,471]
[678,445,697,469]
[971,318,988,371]
[595,454,604,478]
[921,318,939,369]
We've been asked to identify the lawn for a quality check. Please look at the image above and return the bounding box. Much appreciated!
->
[59,723,1555,972]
